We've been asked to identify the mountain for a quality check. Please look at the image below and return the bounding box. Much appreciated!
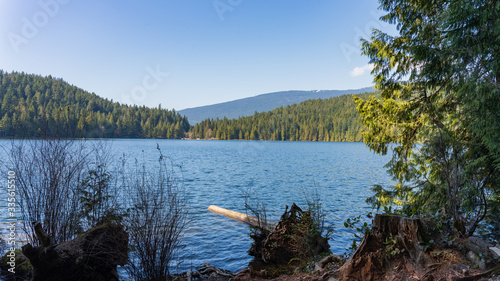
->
[179,87,375,124]
[0,71,189,138]
[188,92,378,142]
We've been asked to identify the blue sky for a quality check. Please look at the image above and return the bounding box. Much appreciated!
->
[0,0,395,110]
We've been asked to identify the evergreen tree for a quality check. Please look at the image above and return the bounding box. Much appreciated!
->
[355,0,499,237]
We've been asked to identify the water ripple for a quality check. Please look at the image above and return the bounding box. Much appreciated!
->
[0,139,394,276]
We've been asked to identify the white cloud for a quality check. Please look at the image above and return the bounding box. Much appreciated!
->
[350,64,374,77]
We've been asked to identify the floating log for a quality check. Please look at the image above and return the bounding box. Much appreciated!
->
[207,205,276,229]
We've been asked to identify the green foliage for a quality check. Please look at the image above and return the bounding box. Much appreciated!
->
[0,71,189,138]
[78,166,111,223]
[305,189,334,241]
[419,239,434,253]
[479,192,500,241]
[356,0,500,238]
[383,235,405,257]
[343,212,372,257]
[190,93,376,142]
[76,165,123,231]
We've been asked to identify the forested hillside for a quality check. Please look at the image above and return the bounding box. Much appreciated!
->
[0,71,189,138]
[0,70,375,142]
[188,93,375,142]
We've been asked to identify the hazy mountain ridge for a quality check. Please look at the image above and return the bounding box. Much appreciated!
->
[180,87,375,123]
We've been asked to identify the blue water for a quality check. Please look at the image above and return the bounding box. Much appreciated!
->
[0,139,394,276]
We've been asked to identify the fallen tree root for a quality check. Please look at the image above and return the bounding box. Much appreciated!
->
[449,266,500,281]
[172,263,236,281]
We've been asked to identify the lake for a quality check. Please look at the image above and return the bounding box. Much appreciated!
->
[0,139,394,275]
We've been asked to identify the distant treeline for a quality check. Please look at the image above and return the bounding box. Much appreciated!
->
[0,71,189,138]
[188,93,375,142]
[0,71,374,142]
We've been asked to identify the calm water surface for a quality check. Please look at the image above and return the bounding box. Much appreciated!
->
[0,139,394,275]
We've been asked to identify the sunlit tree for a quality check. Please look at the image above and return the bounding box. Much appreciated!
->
[355,0,500,237]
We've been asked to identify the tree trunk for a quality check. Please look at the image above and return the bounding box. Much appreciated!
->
[33,222,52,247]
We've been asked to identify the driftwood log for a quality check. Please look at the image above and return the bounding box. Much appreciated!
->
[22,223,128,281]
[208,205,276,229]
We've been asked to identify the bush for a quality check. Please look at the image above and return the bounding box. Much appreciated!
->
[7,139,87,245]
[124,145,190,281]
[6,139,121,246]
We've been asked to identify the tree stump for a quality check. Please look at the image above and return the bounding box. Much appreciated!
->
[247,204,330,278]
[335,214,426,281]
[22,223,128,281]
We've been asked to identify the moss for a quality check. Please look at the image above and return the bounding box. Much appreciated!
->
[1,248,32,275]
